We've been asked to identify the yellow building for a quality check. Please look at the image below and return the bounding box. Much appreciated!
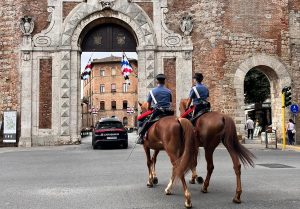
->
[82,55,138,129]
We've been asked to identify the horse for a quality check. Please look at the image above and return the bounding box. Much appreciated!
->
[138,102,198,208]
[179,98,255,203]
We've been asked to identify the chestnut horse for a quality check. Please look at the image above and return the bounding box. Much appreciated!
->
[139,102,198,208]
[179,99,255,203]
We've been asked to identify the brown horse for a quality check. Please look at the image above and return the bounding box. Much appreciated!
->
[139,102,198,208]
[179,99,255,203]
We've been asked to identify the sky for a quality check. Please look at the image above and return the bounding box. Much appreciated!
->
[81,52,138,72]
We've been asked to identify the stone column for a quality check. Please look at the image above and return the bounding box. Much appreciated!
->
[19,50,33,147]
[176,51,193,116]
[19,16,35,147]
[70,50,81,143]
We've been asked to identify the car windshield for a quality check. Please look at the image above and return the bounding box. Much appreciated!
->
[96,122,123,129]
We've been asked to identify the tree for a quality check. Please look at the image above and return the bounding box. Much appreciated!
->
[244,69,270,104]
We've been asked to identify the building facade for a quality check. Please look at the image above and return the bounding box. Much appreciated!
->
[82,56,138,129]
[0,0,299,146]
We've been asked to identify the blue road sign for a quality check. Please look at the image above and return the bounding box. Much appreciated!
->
[290,104,299,114]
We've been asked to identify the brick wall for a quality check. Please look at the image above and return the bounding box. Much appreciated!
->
[39,59,52,129]
[166,0,292,115]
[21,0,49,35]
[164,58,176,110]
[136,2,153,21]
[0,0,22,117]
[63,2,81,21]
[0,0,48,140]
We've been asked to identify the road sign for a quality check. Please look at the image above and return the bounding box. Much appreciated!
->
[290,104,299,114]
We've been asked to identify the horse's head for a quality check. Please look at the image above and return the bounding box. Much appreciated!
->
[138,101,148,113]
[179,98,189,115]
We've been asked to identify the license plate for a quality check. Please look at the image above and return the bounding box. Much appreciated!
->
[107,136,117,140]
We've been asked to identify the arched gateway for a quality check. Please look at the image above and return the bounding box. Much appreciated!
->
[18,1,193,146]
[234,54,291,136]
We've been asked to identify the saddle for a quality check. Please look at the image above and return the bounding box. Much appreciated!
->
[181,101,211,124]
[150,108,174,122]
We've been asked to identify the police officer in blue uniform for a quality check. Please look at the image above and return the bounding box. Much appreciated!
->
[137,74,172,144]
[186,73,209,120]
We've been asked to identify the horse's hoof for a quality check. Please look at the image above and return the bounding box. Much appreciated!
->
[201,188,208,193]
[153,177,158,185]
[185,202,192,208]
[147,183,153,188]
[233,197,241,204]
[196,176,204,184]
[189,179,196,184]
[165,189,172,195]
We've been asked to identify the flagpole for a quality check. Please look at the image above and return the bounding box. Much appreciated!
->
[89,53,94,127]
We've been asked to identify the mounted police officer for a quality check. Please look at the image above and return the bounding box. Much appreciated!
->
[137,74,173,144]
[186,73,209,121]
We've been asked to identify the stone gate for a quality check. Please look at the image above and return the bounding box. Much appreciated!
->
[18,0,193,146]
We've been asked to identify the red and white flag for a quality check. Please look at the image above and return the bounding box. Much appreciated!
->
[121,53,133,85]
[81,58,92,80]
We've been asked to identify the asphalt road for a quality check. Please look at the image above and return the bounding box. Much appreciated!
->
[0,133,299,209]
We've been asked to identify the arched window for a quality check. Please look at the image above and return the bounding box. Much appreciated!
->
[123,100,128,109]
[123,117,128,126]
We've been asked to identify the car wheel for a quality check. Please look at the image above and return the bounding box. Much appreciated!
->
[93,144,97,150]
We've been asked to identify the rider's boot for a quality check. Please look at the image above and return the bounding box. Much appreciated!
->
[137,122,148,144]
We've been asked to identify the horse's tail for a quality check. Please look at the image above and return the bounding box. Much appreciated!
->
[222,115,256,167]
[174,118,198,178]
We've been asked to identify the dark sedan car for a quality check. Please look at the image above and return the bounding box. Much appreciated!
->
[92,118,128,149]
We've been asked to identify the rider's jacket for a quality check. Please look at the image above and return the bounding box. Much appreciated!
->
[147,84,172,109]
[189,83,209,105]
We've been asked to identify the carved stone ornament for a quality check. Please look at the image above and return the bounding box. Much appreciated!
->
[22,51,31,61]
[20,16,34,35]
[99,0,114,10]
[180,13,193,36]
[47,7,55,23]
[117,34,126,46]
[184,51,192,60]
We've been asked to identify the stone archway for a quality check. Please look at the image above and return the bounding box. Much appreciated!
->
[58,3,157,141]
[234,54,291,136]
[18,0,194,147]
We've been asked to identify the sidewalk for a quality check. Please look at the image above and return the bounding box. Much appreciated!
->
[243,137,300,152]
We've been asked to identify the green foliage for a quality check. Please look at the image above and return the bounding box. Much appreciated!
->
[244,69,270,104]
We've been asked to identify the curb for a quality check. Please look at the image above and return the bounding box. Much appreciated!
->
[277,144,300,152]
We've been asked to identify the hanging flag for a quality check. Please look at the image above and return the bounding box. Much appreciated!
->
[81,57,92,80]
[121,53,133,85]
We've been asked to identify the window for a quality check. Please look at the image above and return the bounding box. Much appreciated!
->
[111,68,116,76]
[100,101,105,110]
[100,69,105,76]
[123,117,128,126]
[111,101,116,110]
[123,100,128,109]
[123,83,128,93]
[100,84,105,93]
[111,83,116,93]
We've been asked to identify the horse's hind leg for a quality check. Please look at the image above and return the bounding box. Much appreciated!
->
[189,167,198,184]
[151,150,159,185]
[165,168,175,195]
[202,149,215,193]
[181,175,192,208]
[144,145,154,187]
[226,149,242,203]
